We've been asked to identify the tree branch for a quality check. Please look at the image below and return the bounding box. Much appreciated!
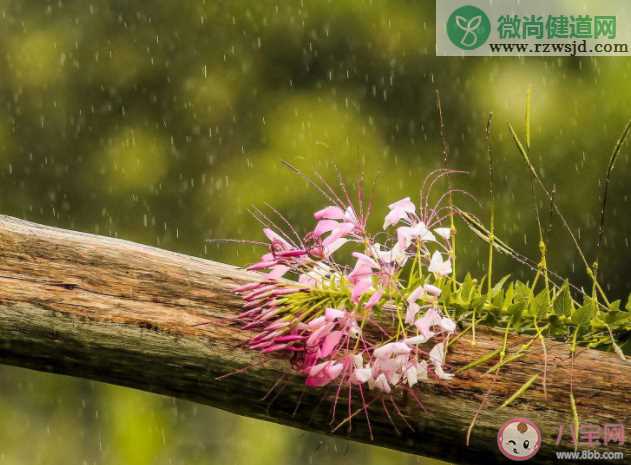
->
[0,215,628,464]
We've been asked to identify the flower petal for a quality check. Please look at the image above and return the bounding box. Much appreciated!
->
[405,302,421,325]
[263,228,291,248]
[407,285,425,304]
[415,308,442,338]
[404,334,429,345]
[325,307,347,321]
[388,197,416,213]
[423,284,442,297]
[435,227,451,240]
[440,317,457,333]
[354,367,372,383]
[314,206,345,220]
[313,219,340,237]
[428,251,452,276]
[365,289,384,309]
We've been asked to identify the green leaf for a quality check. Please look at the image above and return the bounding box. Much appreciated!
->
[572,303,595,327]
[608,299,621,312]
[440,283,453,303]
[507,301,526,321]
[491,274,511,297]
[533,289,550,318]
[603,310,631,328]
[553,281,573,316]
[502,283,514,311]
[514,281,531,302]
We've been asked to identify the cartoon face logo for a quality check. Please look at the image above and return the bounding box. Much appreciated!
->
[497,417,542,461]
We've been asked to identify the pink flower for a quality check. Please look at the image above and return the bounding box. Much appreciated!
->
[319,330,343,357]
[414,308,443,338]
[237,191,460,400]
[313,219,341,237]
[312,205,363,258]
[306,361,345,387]
[307,315,326,329]
[321,222,355,244]
[267,265,289,279]
[348,253,379,303]
[408,283,442,303]
[428,251,452,276]
[306,323,333,347]
[263,228,292,248]
[343,206,359,224]
[373,341,411,359]
[323,238,348,257]
[299,308,362,373]
[383,197,416,229]
[352,252,380,269]
[325,307,347,321]
[314,206,345,220]
[247,227,309,278]
[365,289,384,309]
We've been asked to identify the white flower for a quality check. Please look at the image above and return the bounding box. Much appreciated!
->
[423,284,442,297]
[403,334,430,345]
[354,367,373,383]
[405,301,421,325]
[397,222,436,249]
[429,341,446,365]
[373,341,411,359]
[428,251,452,276]
[434,227,451,240]
[434,364,455,380]
[406,365,418,387]
[429,342,454,381]
[440,317,456,332]
[416,360,429,381]
[373,373,392,393]
[407,285,425,304]
[373,242,407,267]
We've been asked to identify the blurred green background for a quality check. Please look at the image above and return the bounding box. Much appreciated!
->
[1,1,631,463]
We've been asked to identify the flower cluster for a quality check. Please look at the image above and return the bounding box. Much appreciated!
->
[235,192,457,425]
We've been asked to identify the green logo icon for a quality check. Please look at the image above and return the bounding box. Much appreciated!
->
[447,5,491,50]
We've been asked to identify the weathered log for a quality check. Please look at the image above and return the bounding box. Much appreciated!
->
[0,215,628,464]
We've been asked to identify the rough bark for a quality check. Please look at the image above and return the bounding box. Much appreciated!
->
[0,215,628,464]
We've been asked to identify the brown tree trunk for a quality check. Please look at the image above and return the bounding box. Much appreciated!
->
[0,215,628,464]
